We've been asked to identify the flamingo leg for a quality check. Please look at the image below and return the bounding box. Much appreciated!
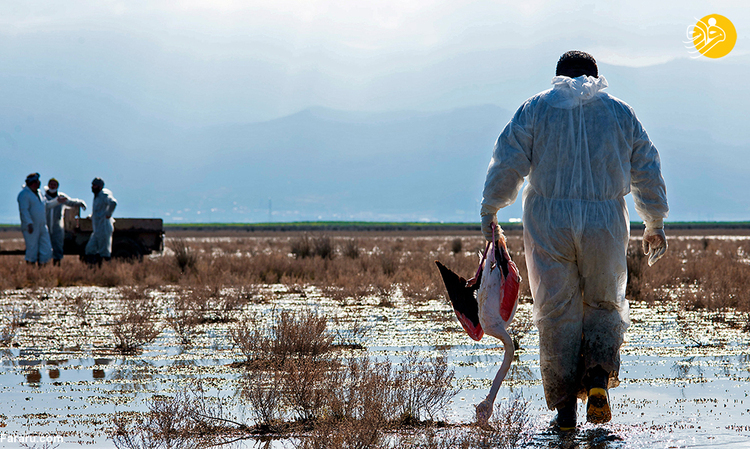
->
[476,325,515,426]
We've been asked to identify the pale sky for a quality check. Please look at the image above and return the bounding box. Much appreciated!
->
[2,0,748,222]
[2,0,747,123]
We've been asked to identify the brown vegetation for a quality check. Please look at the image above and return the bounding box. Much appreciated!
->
[2,233,749,317]
[114,305,478,448]
[112,288,161,353]
[627,237,750,314]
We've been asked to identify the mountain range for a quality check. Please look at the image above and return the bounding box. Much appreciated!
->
[2,56,749,223]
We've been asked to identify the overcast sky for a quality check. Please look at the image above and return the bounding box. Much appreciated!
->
[2,0,747,123]
[2,1,748,223]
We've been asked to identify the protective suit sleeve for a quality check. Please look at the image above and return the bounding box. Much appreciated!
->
[18,192,33,227]
[44,195,59,210]
[65,198,87,209]
[630,118,668,226]
[481,102,534,217]
[106,196,117,217]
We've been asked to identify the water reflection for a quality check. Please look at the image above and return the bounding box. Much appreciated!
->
[506,363,535,387]
[108,358,156,394]
[0,348,16,364]
[533,427,625,449]
[26,368,41,385]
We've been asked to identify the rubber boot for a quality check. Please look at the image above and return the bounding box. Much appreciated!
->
[585,365,612,424]
[551,399,577,431]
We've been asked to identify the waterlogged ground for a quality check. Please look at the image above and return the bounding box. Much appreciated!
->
[1,279,750,447]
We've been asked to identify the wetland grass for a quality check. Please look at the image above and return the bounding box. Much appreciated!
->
[111,302,468,448]
[112,289,161,354]
[2,231,749,446]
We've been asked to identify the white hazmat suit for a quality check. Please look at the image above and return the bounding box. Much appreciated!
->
[481,75,669,410]
[45,187,87,261]
[17,186,55,264]
[85,188,117,258]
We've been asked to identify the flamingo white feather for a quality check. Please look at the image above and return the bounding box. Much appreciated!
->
[435,223,521,426]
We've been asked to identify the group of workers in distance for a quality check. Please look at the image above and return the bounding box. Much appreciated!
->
[17,173,117,266]
[481,51,668,431]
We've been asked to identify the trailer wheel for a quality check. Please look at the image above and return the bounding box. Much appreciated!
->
[112,238,144,261]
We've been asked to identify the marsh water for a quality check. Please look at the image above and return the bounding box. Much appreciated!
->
[1,248,749,448]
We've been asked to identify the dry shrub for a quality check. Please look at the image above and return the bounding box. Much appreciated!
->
[236,350,457,435]
[343,238,360,259]
[326,356,396,423]
[166,292,202,346]
[238,369,285,427]
[626,237,750,313]
[313,235,335,259]
[170,238,198,273]
[392,349,457,423]
[10,232,750,317]
[295,416,384,449]
[112,389,230,449]
[283,358,336,421]
[112,293,161,354]
[450,238,462,254]
[390,393,530,449]
[377,251,399,277]
[231,309,335,366]
[228,309,458,436]
[291,234,335,259]
[484,393,533,447]
[63,290,95,320]
[0,309,23,347]
[331,316,369,349]
[179,286,247,325]
[291,235,313,259]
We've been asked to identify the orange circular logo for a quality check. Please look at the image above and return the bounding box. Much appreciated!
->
[688,14,737,59]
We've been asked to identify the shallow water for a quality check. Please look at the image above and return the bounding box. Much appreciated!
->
[0,284,749,448]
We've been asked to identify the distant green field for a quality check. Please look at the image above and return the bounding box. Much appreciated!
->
[160,221,750,232]
[3,221,750,232]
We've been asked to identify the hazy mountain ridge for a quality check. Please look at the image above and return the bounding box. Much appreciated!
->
[2,56,749,223]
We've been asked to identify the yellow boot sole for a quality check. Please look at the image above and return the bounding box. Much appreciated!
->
[586,387,612,424]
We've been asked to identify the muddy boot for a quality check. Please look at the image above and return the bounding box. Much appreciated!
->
[585,365,612,424]
[551,399,577,431]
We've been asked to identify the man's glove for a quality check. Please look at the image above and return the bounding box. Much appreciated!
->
[642,226,667,266]
[481,213,500,242]
[27,224,33,234]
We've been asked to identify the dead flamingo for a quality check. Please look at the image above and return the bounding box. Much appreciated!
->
[435,223,521,426]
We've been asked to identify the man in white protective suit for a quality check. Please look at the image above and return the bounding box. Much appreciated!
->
[480,51,668,431]
[45,178,87,265]
[84,177,117,265]
[17,173,67,265]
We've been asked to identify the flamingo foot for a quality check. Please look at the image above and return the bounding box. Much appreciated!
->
[475,398,493,426]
